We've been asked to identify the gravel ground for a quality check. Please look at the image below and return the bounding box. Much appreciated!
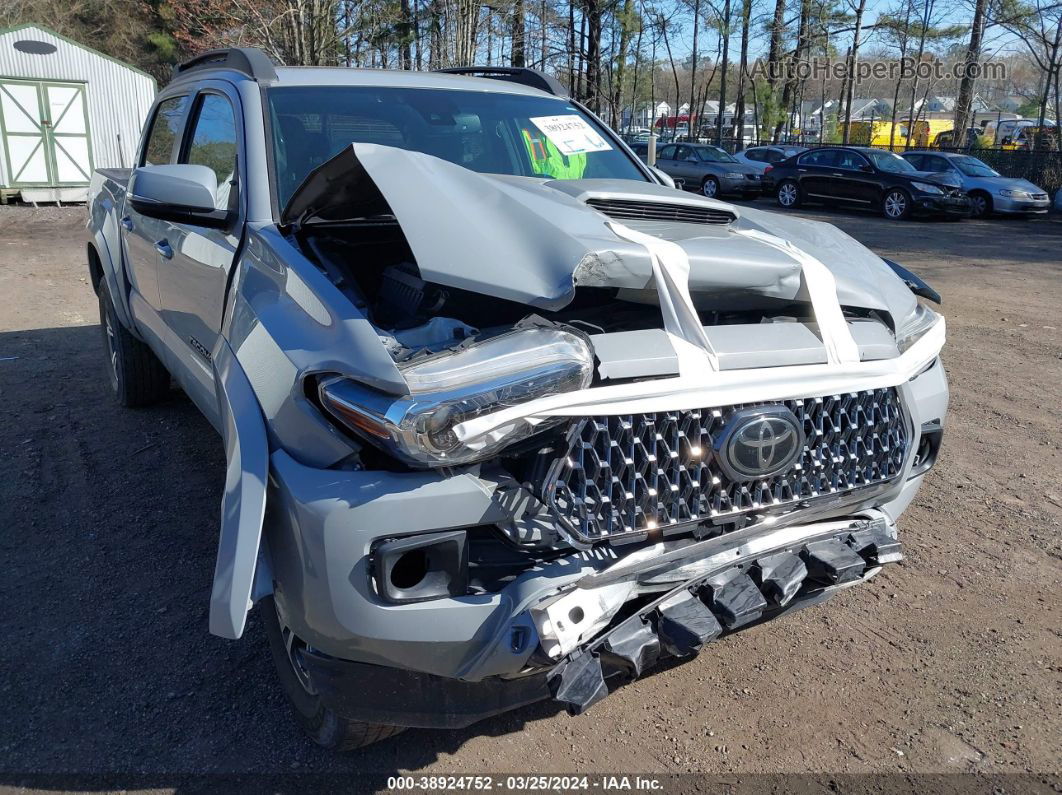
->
[0,204,1059,790]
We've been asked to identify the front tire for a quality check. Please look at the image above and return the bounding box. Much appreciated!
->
[701,176,720,198]
[882,188,912,220]
[97,283,170,407]
[262,596,405,751]
[776,179,801,208]
[969,190,992,218]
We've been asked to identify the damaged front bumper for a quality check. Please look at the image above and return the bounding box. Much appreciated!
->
[293,512,903,728]
[260,349,946,728]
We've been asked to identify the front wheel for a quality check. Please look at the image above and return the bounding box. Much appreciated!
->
[969,191,992,218]
[262,596,405,750]
[776,179,801,208]
[882,188,912,220]
[701,176,720,198]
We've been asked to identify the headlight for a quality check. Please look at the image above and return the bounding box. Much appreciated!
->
[724,172,744,179]
[1000,188,1030,198]
[318,328,594,467]
[895,304,942,353]
[911,181,943,194]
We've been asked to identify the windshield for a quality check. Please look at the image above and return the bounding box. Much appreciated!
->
[267,86,646,207]
[865,149,918,174]
[952,156,1000,177]
[696,146,737,163]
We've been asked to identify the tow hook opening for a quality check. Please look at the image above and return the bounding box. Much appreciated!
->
[910,419,943,478]
[372,530,469,603]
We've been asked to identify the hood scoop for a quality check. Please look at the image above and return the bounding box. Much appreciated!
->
[585,197,736,225]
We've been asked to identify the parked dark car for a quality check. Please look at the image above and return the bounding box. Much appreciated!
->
[764,146,971,220]
[654,142,763,198]
[628,140,649,162]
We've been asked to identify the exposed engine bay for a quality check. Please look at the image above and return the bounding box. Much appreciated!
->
[282,143,945,562]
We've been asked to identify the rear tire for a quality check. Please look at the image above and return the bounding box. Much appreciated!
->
[97,284,170,407]
[776,179,801,208]
[262,596,405,751]
[882,188,912,220]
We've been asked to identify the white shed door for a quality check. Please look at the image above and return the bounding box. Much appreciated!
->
[0,80,93,187]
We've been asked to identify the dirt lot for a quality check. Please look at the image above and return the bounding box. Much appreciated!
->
[1,204,1059,789]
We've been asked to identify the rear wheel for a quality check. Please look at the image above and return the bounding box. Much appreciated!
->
[776,179,801,208]
[969,190,992,218]
[882,188,912,220]
[97,283,170,407]
[701,176,720,198]
[262,596,405,750]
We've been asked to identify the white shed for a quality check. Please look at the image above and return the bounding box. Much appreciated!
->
[0,23,156,202]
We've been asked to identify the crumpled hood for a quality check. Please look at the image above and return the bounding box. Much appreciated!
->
[283,143,917,326]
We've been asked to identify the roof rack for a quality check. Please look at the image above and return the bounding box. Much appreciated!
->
[172,48,277,84]
[435,66,569,98]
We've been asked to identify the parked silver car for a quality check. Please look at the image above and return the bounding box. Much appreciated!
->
[654,142,763,198]
[734,145,808,174]
[901,151,1050,217]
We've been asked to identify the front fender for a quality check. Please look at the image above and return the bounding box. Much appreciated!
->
[209,338,270,639]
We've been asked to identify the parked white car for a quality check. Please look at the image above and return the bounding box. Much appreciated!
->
[734,145,808,174]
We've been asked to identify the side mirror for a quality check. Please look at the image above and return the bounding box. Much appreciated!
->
[860,164,873,172]
[129,164,230,228]
[650,167,677,189]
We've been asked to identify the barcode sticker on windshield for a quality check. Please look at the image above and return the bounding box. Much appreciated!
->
[529,115,612,155]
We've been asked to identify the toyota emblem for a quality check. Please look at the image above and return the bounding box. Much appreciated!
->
[717,407,805,481]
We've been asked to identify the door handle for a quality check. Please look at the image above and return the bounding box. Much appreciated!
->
[120,216,133,232]
[155,240,174,260]
[798,168,808,172]
[831,172,844,176]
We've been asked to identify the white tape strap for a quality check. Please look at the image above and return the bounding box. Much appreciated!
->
[733,228,861,365]
[608,221,719,371]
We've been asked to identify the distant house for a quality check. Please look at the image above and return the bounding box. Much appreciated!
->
[806,98,891,129]
[0,23,156,202]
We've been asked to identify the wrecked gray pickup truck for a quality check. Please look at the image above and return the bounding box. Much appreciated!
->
[86,48,948,749]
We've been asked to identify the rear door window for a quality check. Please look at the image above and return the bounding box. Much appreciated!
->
[142,96,189,166]
[798,149,838,167]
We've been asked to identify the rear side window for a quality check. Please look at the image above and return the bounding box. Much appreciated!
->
[183,93,238,210]
[142,96,189,166]
[765,149,786,163]
[798,149,838,167]
[744,149,764,162]
[904,153,924,170]
[658,145,676,160]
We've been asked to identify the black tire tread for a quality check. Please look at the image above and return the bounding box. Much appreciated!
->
[261,596,406,751]
[99,286,170,407]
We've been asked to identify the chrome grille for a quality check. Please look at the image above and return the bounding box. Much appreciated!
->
[543,388,908,544]
[585,198,735,225]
